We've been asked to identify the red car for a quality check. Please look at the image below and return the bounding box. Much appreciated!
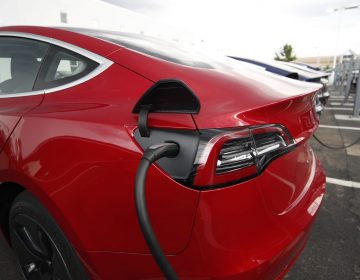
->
[0,26,325,280]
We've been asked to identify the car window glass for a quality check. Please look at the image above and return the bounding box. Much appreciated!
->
[0,58,11,82]
[45,51,88,82]
[35,46,98,90]
[67,28,242,70]
[0,37,49,94]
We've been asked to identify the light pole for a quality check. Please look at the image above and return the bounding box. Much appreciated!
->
[327,4,360,69]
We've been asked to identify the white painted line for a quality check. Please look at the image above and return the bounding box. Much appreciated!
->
[326,177,360,188]
[347,145,360,157]
[329,100,354,103]
[319,124,360,131]
[325,107,353,111]
[335,114,360,121]
[330,96,353,99]
[330,102,354,106]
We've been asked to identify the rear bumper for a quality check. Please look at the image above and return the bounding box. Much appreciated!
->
[181,156,325,279]
[80,158,325,280]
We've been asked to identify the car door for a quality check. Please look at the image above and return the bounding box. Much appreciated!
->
[0,36,49,150]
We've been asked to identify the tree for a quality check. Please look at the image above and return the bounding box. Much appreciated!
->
[274,43,297,62]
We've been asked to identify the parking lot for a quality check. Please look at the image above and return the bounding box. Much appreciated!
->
[0,89,359,280]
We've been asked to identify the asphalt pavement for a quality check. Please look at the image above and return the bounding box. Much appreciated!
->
[0,89,359,280]
[0,234,22,279]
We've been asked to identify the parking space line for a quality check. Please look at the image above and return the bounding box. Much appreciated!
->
[327,177,360,188]
[330,102,354,106]
[325,107,353,111]
[335,114,360,121]
[330,96,353,100]
[319,125,360,131]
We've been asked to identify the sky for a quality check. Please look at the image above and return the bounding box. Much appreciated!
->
[103,0,360,60]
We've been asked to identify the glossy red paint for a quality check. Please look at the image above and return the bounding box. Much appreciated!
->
[0,63,199,255]
[106,46,321,129]
[74,157,325,279]
[0,94,44,151]
[0,26,326,280]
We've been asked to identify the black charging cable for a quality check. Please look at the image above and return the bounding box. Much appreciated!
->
[313,134,360,150]
[135,142,180,280]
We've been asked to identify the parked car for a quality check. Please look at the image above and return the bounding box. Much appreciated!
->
[0,26,325,280]
[281,61,331,104]
[291,62,321,72]
[229,56,330,105]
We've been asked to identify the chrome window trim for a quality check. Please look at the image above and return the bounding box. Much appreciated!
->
[0,90,45,98]
[0,31,114,98]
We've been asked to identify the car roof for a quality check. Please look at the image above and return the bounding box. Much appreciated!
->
[281,61,329,77]
[62,27,240,70]
[229,56,325,81]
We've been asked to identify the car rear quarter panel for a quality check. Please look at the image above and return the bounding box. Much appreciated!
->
[183,157,325,280]
[78,155,325,280]
[0,94,44,151]
[0,63,200,256]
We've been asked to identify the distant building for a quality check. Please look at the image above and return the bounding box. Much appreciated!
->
[295,56,340,70]
[296,51,359,70]
[0,0,190,44]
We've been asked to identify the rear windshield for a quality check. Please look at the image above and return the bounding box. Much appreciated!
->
[67,28,233,69]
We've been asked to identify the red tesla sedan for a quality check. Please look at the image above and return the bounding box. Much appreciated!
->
[0,26,325,280]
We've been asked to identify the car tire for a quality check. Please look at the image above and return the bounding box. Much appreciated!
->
[9,191,88,280]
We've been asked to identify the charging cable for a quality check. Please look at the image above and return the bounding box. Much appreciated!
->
[135,142,180,280]
[313,134,360,150]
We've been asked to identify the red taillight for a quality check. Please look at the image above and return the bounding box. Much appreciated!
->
[192,125,296,189]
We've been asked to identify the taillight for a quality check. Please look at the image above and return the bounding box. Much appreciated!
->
[133,124,296,190]
[192,124,296,189]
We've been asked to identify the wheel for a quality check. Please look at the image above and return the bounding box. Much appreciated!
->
[9,191,88,280]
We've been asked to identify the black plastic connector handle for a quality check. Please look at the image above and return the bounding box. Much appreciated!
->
[135,142,180,280]
[142,142,179,162]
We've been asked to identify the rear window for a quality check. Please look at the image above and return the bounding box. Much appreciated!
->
[97,34,215,68]
[68,28,234,70]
